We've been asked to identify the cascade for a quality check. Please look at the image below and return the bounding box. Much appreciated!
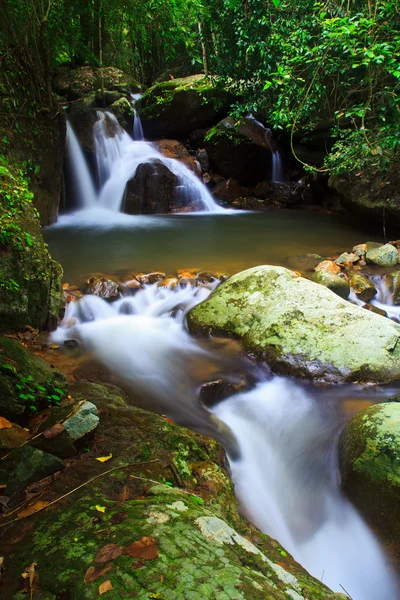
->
[51,282,399,600]
[65,112,223,216]
[349,275,400,322]
[247,114,285,184]
[65,121,97,208]
[129,93,144,141]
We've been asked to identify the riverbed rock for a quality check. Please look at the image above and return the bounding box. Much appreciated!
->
[136,75,232,139]
[67,101,98,153]
[0,336,66,420]
[3,445,65,497]
[349,272,377,302]
[385,271,400,304]
[339,402,400,562]
[311,270,350,299]
[86,277,121,300]
[187,265,400,383]
[314,260,341,275]
[124,160,178,214]
[334,252,358,265]
[0,380,342,600]
[366,243,398,267]
[362,303,388,318]
[107,97,134,132]
[156,139,201,177]
[204,117,270,186]
[53,66,141,101]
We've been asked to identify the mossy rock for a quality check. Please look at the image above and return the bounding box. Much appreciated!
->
[339,403,400,562]
[348,272,377,302]
[135,75,232,139]
[385,271,400,305]
[107,97,134,132]
[0,336,66,420]
[311,270,350,299]
[0,380,341,600]
[187,265,400,383]
[53,66,141,101]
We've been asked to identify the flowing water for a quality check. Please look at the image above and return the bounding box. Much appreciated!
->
[51,110,400,598]
[350,275,400,322]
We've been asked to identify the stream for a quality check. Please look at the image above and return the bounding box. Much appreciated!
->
[47,111,400,598]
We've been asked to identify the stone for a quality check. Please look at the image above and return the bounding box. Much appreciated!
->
[124,160,178,214]
[211,178,248,204]
[0,421,30,450]
[53,66,141,101]
[349,272,377,302]
[86,277,120,300]
[339,402,400,564]
[0,337,66,420]
[187,265,400,383]
[94,89,123,107]
[156,140,201,177]
[311,270,350,299]
[363,303,388,318]
[334,252,359,265]
[196,148,209,172]
[366,244,398,267]
[158,277,179,290]
[107,97,134,132]
[353,243,367,256]
[147,272,166,284]
[5,446,65,496]
[385,271,400,305]
[314,260,341,275]
[136,75,232,139]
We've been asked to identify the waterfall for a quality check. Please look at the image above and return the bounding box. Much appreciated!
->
[129,93,144,141]
[271,150,284,184]
[66,111,223,215]
[65,122,97,208]
[350,274,400,322]
[51,282,399,600]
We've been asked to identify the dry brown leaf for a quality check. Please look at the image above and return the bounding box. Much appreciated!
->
[118,485,130,503]
[110,511,127,525]
[43,423,65,439]
[21,561,38,593]
[94,544,123,564]
[17,500,49,518]
[84,562,113,583]
[123,537,159,560]
[99,580,113,595]
[0,416,12,430]
[130,560,145,569]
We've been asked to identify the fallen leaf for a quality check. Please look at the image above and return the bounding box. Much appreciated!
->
[62,283,70,290]
[99,580,113,595]
[94,544,122,564]
[84,562,113,583]
[43,423,65,439]
[17,500,49,518]
[0,416,12,430]
[21,562,38,593]
[118,485,130,503]
[123,537,159,560]
[130,560,145,569]
[96,453,113,463]
[95,505,106,514]
[110,511,127,525]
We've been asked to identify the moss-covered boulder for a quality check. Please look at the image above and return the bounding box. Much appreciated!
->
[349,272,377,302]
[0,336,66,420]
[0,380,342,600]
[311,270,350,299]
[53,66,141,101]
[339,402,400,563]
[366,243,398,267]
[0,159,64,331]
[135,75,232,139]
[107,97,134,132]
[204,117,271,186]
[187,265,400,383]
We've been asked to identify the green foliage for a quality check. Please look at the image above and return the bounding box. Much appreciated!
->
[0,361,66,413]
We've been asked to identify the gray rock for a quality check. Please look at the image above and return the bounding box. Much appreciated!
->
[366,244,398,267]
[311,270,350,299]
[187,265,400,383]
[63,401,99,441]
[5,446,65,496]
[86,277,120,300]
[124,160,178,214]
[334,252,358,265]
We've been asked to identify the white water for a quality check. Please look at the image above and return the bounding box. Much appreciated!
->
[65,122,97,208]
[129,93,144,141]
[272,150,284,184]
[51,282,399,599]
[350,274,400,322]
[65,112,223,219]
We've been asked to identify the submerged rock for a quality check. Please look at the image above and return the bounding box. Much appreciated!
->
[349,272,377,302]
[187,265,400,383]
[339,402,400,564]
[311,270,350,299]
[366,243,398,267]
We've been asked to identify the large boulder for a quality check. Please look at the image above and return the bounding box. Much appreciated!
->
[53,66,141,101]
[0,380,342,600]
[204,117,271,186]
[339,402,400,561]
[156,139,201,177]
[107,97,134,132]
[366,243,398,267]
[135,75,232,139]
[187,265,400,383]
[124,160,178,214]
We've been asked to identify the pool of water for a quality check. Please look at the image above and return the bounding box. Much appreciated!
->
[45,209,383,284]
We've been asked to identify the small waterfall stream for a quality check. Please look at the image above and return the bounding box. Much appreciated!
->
[350,274,400,322]
[51,282,399,599]
[64,111,223,217]
[129,93,144,141]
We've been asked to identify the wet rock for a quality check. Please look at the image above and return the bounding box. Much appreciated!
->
[363,303,388,318]
[196,148,209,172]
[86,277,120,300]
[311,270,350,299]
[147,272,166,284]
[67,101,98,153]
[107,97,134,132]
[53,66,141,101]
[0,337,66,421]
[94,89,122,107]
[4,446,65,496]
[353,243,368,256]
[211,177,248,203]
[339,402,400,563]
[385,271,400,305]
[188,265,400,383]
[124,160,178,214]
[156,140,201,177]
[0,421,30,450]
[200,380,247,408]
[349,272,377,302]
[314,260,341,275]
[366,243,398,267]
[335,252,359,265]
[158,277,179,290]
[136,75,232,139]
